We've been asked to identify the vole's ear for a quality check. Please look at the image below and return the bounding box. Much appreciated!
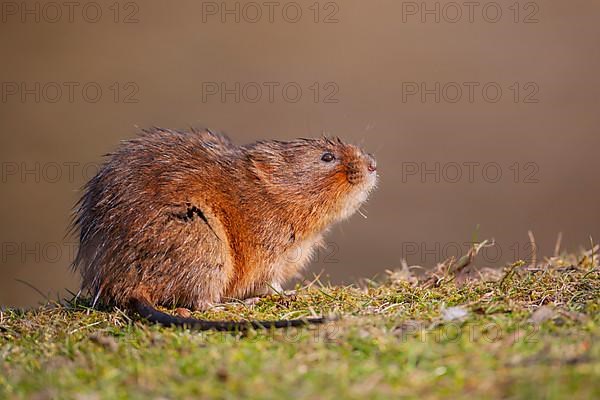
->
[250,156,275,185]
[249,152,286,186]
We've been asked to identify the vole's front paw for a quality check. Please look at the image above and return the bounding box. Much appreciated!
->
[243,297,262,306]
[241,283,292,306]
[267,283,284,294]
[192,300,215,312]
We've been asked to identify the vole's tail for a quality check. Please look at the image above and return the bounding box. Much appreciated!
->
[131,297,327,331]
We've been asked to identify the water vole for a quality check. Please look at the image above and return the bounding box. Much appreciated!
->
[71,127,377,330]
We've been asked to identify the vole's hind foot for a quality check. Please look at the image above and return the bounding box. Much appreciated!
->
[175,307,192,318]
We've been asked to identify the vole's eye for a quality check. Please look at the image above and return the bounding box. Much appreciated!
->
[321,152,335,162]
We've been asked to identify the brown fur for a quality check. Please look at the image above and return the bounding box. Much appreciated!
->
[71,127,377,312]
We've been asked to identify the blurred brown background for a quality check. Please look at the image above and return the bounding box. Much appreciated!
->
[1,0,599,307]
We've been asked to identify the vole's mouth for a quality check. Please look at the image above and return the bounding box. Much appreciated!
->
[330,147,377,222]
[345,155,378,186]
[336,167,377,222]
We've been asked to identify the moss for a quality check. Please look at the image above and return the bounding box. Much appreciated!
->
[1,248,599,399]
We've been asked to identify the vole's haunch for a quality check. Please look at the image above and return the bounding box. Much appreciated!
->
[71,127,377,330]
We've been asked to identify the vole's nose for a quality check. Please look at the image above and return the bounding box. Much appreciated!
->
[366,154,377,172]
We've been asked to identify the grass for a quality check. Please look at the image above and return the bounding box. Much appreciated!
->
[1,244,599,399]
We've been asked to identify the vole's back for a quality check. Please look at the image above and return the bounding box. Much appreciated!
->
[73,128,239,309]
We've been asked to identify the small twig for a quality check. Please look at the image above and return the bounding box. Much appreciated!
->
[381,303,403,313]
[581,268,599,280]
[450,239,494,274]
[590,236,596,269]
[317,288,336,300]
[528,231,538,268]
[114,307,132,324]
[15,279,52,304]
[306,270,326,289]
[68,320,103,335]
[499,260,526,288]
[554,232,563,257]
[280,310,308,319]
[266,283,284,296]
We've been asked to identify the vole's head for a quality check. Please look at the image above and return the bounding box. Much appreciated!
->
[247,137,377,226]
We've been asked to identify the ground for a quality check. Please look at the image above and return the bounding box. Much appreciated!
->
[1,244,599,399]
